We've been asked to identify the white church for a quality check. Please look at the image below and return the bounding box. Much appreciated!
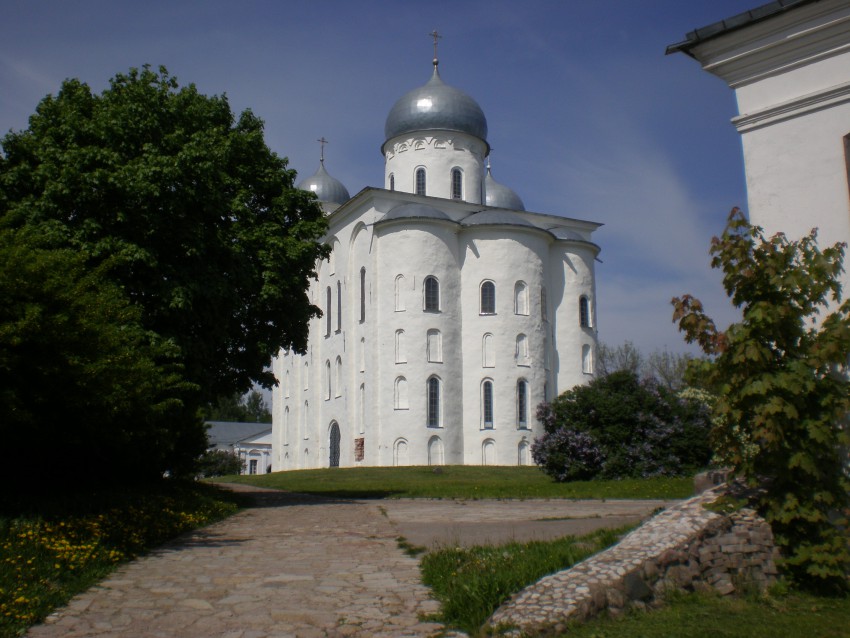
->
[271,50,601,470]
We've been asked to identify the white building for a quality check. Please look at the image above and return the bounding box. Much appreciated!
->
[271,56,601,470]
[668,0,850,290]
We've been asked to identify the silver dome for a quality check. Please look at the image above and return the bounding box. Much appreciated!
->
[484,168,525,211]
[297,162,350,205]
[383,65,488,147]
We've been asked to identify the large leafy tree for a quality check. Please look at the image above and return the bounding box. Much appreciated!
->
[0,228,201,481]
[0,65,327,403]
[673,209,850,590]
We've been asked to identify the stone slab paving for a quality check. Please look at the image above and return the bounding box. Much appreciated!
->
[28,485,446,638]
[26,486,673,638]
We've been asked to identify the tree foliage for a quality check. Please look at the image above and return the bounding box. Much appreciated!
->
[532,370,712,481]
[0,228,203,481]
[202,390,272,423]
[0,65,328,401]
[0,65,327,482]
[673,208,850,590]
[196,449,244,478]
[597,341,694,391]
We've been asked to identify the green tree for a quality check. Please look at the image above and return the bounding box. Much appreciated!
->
[0,65,328,404]
[196,449,244,478]
[673,208,850,590]
[533,370,712,481]
[202,390,272,423]
[0,228,202,482]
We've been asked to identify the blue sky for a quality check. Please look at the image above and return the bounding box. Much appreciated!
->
[1,0,760,356]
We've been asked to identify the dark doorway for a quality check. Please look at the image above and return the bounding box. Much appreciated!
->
[329,422,341,468]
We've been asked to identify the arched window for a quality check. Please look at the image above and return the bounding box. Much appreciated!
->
[480,281,496,314]
[517,379,528,427]
[582,344,593,374]
[427,377,441,427]
[359,268,366,322]
[428,435,444,466]
[482,439,496,465]
[389,173,395,191]
[359,337,366,372]
[284,407,290,445]
[424,276,440,311]
[359,383,365,434]
[303,401,309,440]
[394,376,409,410]
[325,360,331,400]
[334,356,342,397]
[451,168,462,199]
[304,362,309,390]
[395,329,406,363]
[427,329,442,363]
[415,167,426,195]
[284,370,290,398]
[482,379,494,428]
[395,274,406,311]
[325,286,332,336]
[336,281,342,332]
[394,438,409,466]
[482,333,495,368]
[514,281,529,315]
[518,439,530,466]
[579,295,590,328]
[516,334,529,365]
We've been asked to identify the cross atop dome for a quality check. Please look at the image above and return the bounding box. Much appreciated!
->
[429,29,442,67]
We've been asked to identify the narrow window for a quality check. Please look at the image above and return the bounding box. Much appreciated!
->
[482,380,494,428]
[516,334,529,365]
[395,274,406,311]
[334,356,342,397]
[582,344,593,374]
[304,362,309,390]
[395,329,406,363]
[325,360,331,400]
[394,377,409,409]
[389,173,395,191]
[284,407,290,445]
[325,286,332,337]
[482,333,495,368]
[359,337,366,372]
[579,296,590,328]
[415,167,426,195]
[480,281,496,314]
[303,401,309,439]
[284,370,290,398]
[451,168,462,199]
[359,268,366,322]
[541,287,548,322]
[514,281,529,315]
[427,377,440,427]
[424,276,440,311]
[359,383,365,434]
[427,329,442,363]
[336,281,341,332]
[517,379,528,427]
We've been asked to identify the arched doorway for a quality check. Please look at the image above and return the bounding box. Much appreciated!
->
[329,422,341,468]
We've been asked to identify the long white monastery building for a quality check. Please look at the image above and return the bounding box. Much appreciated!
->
[271,55,601,470]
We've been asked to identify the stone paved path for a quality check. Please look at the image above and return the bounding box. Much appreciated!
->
[26,486,671,638]
[28,486,445,638]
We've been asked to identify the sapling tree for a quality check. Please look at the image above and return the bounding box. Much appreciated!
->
[672,208,850,590]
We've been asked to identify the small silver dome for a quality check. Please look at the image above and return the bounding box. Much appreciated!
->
[484,168,525,211]
[380,203,453,222]
[384,65,488,148]
[297,162,350,205]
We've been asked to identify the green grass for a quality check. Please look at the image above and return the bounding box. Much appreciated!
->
[420,526,632,635]
[558,588,850,638]
[215,466,694,500]
[0,481,244,638]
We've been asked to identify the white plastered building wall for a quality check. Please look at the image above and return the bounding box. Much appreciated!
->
[271,59,601,470]
[670,0,850,289]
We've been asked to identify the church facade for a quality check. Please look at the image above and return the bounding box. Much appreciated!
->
[271,56,601,470]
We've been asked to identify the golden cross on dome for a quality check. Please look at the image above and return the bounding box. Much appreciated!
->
[429,29,442,66]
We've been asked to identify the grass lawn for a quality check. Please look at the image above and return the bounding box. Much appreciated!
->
[558,588,850,638]
[215,465,695,500]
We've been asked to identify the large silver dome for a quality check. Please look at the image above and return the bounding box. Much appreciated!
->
[297,162,350,205]
[484,168,525,211]
[383,65,488,148]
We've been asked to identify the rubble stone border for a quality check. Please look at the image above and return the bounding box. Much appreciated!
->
[488,486,779,635]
